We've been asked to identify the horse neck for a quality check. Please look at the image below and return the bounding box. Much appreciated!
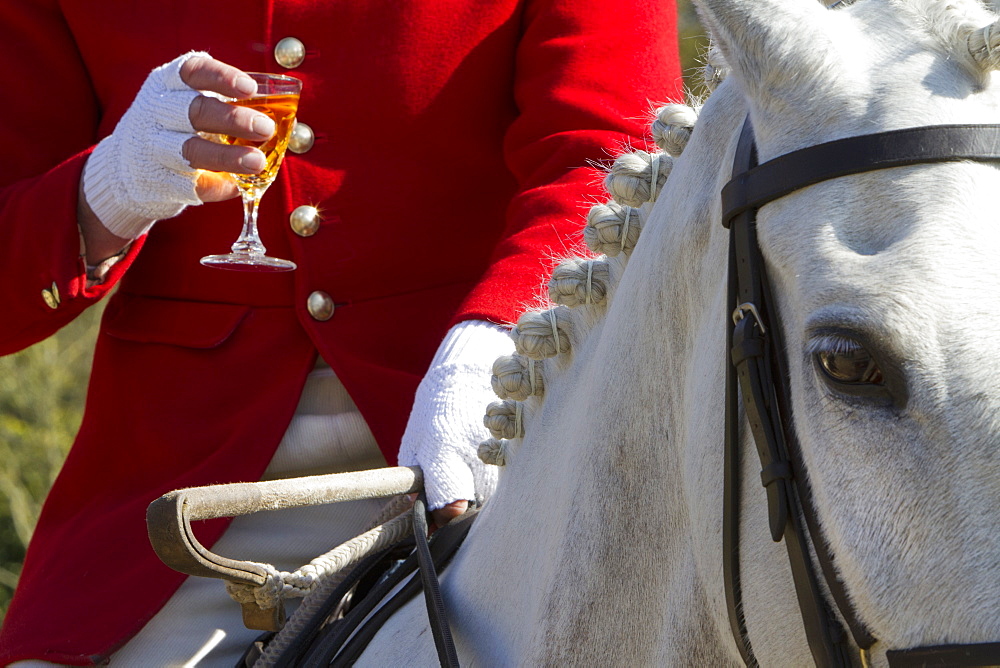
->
[441,88,751,666]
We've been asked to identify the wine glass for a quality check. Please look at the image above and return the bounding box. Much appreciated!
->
[200,72,302,272]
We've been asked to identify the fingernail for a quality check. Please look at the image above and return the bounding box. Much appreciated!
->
[235,75,257,96]
[252,115,276,137]
[241,151,266,172]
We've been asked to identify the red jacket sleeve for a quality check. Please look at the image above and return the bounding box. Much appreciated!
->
[0,0,140,356]
[453,0,683,324]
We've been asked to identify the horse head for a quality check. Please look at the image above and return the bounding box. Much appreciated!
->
[688,0,1000,663]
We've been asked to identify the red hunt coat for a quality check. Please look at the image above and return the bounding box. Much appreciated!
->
[0,0,681,663]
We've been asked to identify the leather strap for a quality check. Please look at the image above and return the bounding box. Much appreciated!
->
[722,124,1000,227]
[886,642,1000,667]
[725,119,854,668]
[724,125,758,666]
[262,537,416,667]
[315,510,477,667]
[412,494,461,668]
[303,547,426,667]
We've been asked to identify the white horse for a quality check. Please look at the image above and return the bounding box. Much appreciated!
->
[348,0,1000,664]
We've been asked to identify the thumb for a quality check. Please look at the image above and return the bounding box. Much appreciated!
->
[431,500,469,531]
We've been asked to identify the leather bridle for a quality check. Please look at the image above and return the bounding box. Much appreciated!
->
[721,118,1000,668]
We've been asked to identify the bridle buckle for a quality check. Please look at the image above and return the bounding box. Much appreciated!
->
[732,302,767,334]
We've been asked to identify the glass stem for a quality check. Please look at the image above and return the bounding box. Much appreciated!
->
[231,185,268,257]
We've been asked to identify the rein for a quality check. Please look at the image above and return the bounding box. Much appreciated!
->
[721,118,1000,667]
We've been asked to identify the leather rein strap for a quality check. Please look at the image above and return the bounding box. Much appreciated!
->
[298,508,476,667]
[412,494,461,668]
[722,119,1000,667]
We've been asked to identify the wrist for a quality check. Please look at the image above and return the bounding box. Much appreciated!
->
[77,174,134,266]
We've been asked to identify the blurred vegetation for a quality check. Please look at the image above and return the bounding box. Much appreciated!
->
[678,0,712,99]
[0,1,706,627]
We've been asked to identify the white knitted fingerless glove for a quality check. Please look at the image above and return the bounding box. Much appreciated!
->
[83,51,207,239]
[398,320,515,510]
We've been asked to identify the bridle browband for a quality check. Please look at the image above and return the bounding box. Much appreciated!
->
[722,118,1000,668]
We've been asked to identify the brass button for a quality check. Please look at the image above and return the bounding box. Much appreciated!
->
[274,37,306,69]
[41,282,60,309]
[290,205,320,237]
[288,120,315,154]
[307,291,335,321]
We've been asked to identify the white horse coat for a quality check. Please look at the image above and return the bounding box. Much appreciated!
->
[357,0,1000,664]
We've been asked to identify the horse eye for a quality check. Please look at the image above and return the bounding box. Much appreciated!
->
[814,338,884,385]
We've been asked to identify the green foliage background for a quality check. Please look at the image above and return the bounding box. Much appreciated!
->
[0,2,706,626]
[678,0,711,100]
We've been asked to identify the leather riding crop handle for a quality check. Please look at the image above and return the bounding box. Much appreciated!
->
[146,466,423,586]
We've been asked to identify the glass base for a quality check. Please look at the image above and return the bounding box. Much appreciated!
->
[200,253,297,272]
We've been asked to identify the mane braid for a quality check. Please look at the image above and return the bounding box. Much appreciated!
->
[897,0,998,69]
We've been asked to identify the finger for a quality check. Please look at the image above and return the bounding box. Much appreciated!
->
[194,171,240,202]
[431,500,469,530]
[182,136,266,174]
[189,94,275,141]
[179,55,257,98]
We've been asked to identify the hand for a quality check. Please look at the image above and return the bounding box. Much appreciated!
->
[179,55,276,202]
[81,52,277,244]
[397,321,514,515]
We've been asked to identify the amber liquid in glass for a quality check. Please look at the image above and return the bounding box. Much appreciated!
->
[220,93,299,189]
[200,72,301,273]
